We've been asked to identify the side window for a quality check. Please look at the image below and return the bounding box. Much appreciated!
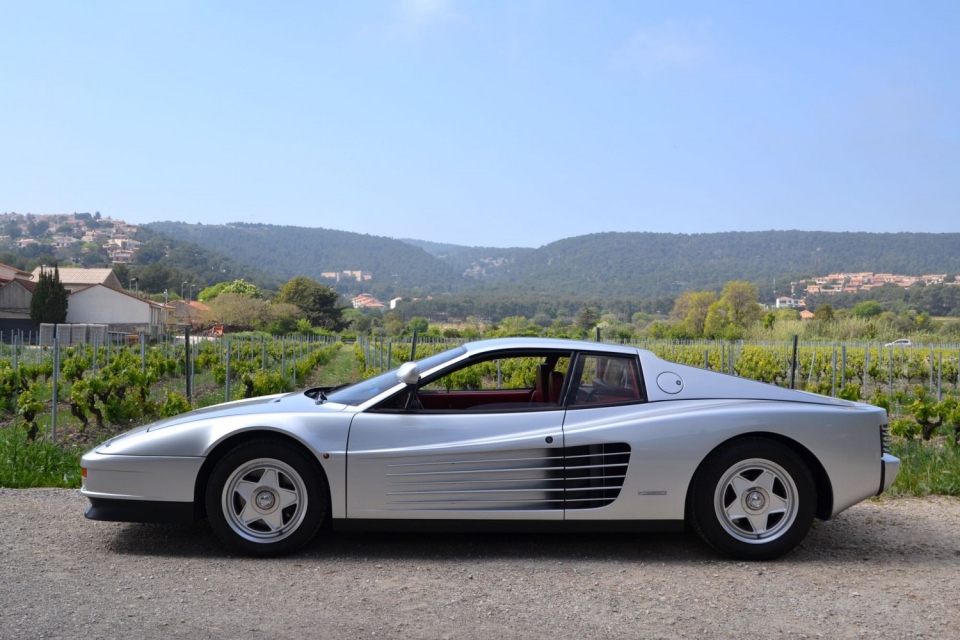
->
[569,354,643,406]
[376,352,571,412]
[421,356,558,392]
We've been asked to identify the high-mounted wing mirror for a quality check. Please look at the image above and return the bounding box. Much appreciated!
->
[396,361,420,385]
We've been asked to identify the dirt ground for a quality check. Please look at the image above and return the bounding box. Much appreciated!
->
[2,489,958,639]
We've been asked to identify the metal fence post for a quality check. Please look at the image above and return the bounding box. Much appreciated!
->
[831,349,837,397]
[888,348,894,395]
[937,352,942,401]
[789,335,798,390]
[225,340,231,401]
[184,326,192,403]
[51,339,59,442]
[841,346,846,389]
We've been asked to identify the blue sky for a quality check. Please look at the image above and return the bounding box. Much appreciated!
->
[2,1,958,248]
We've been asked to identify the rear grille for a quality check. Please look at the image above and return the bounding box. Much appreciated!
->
[880,423,891,455]
[383,443,631,511]
[564,443,631,510]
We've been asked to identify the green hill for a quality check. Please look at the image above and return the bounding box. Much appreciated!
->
[148,223,960,299]
[148,222,464,298]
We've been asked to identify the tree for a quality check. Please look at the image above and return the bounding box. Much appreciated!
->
[574,306,600,333]
[814,304,835,322]
[205,293,274,331]
[220,279,262,299]
[275,277,345,330]
[199,279,261,302]
[407,317,429,334]
[852,300,883,318]
[30,265,69,326]
[27,219,49,237]
[672,291,717,337]
[3,220,21,239]
[718,281,763,328]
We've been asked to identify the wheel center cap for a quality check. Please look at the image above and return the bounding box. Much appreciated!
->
[255,490,276,511]
[746,490,766,511]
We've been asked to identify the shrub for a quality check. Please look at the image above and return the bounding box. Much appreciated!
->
[160,392,192,418]
[889,417,920,440]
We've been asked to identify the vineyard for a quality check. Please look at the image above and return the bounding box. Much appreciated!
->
[3,334,960,495]
[0,334,342,487]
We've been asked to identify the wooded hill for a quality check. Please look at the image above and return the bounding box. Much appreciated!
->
[148,222,462,297]
[146,223,960,300]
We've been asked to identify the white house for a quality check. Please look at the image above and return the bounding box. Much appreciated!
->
[775,297,805,309]
[66,284,168,336]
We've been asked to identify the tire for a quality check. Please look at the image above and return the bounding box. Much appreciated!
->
[689,438,816,561]
[205,439,328,557]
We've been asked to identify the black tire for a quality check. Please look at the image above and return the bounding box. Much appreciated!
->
[689,438,816,561]
[205,439,328,557]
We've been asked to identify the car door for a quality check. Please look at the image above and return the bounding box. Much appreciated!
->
[346,351,569,521]
[560,351,647,521]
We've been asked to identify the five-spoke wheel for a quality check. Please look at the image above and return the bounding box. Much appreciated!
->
[690,438,815,560]
[206,439,328,556]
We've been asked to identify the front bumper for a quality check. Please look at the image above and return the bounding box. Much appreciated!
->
[85,497,196,524]
[81,451,204,504]
[878,453,901,495]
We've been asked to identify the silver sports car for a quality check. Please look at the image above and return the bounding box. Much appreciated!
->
[81,337,899,560]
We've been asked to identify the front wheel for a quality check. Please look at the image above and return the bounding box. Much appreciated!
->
[689,438,816,560]
[206,439,328,557]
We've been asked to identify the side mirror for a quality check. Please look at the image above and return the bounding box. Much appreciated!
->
[396,361,420,385]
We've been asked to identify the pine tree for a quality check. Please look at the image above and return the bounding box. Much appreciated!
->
[30,265,69,326]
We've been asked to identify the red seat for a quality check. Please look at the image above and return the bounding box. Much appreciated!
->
[548,371,564,404]
[531,364,551,404]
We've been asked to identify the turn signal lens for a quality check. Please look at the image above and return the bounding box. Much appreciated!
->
[81,468,87,478]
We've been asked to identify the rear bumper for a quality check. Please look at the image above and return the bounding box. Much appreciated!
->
[878,453,901,495]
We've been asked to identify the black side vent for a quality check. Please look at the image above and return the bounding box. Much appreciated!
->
[880,423,891,455]
[563,443,631,510]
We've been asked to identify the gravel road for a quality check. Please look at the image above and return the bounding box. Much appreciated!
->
[2,489,959,640]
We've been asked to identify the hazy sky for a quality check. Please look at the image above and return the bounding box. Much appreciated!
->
[2,1,958,248]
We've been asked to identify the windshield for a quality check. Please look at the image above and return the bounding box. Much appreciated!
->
[326,345,467,406]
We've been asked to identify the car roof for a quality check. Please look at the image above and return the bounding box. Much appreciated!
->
[461,337,640,356]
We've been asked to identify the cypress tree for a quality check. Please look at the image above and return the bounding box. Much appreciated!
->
[30,265,69,326]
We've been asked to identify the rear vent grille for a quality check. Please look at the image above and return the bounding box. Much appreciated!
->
[564,443,631,510]
[880,423,891,455]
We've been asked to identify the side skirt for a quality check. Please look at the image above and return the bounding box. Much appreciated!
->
[330,519,685,534]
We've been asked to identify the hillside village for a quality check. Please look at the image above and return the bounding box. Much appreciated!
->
[1,212,141,265]
[774,272,959,311]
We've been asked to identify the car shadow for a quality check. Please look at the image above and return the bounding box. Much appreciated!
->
[102,521,710,562]
[98,509,945,565]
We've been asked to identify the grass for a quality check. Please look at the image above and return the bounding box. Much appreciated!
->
[306,344,361,388]
[888,438,960,497]
[0,426,83,488]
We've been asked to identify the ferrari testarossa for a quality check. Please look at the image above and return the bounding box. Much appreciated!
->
[81,338,899,560]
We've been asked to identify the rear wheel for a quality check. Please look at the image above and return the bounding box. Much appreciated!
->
[689,438,816,560]
[206,439,328,557]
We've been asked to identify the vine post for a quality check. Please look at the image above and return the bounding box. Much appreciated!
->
[789,335,798,389]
